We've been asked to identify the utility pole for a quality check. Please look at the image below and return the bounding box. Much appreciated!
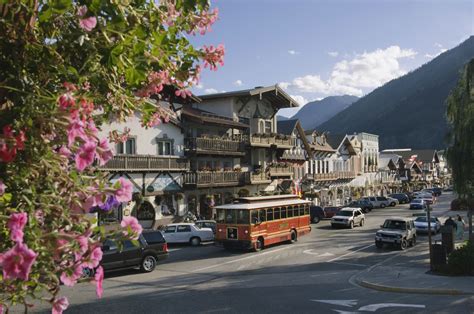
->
[427,203,433,271]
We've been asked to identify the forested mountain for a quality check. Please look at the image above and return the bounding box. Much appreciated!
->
[318,36,474,149]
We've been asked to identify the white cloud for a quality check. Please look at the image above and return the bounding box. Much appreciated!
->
[289,94,308,106]
[328,51,339,57]
[285,45,417,97]
[425,43,448,59]
[195,83,204,89]
[234,80,243,86]
[288,50,299,55]
[204,88,218,94]
[278,82,290,89]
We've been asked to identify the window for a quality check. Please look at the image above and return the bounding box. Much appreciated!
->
[217,209,225,223]
[103,239,118,251]
[177,225,191,232]
[281,207,287,219]
[265,121,272,134]
[237,210,250,224]
[117,138,136,155]
[157,139,174,156]
[251,210,259,224]
[164,226,176,233]
[287,207,293,218]
[143,231,165,244]
[274,208,280,220]
[123,240,137,250]
[266,209,274,221]
[259,209,266,222]
[304,206,309,215]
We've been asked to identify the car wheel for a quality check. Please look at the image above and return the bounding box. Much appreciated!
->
[380,203,386,208]
[190,237,201,246]
[312,216,320,224]
[349,221,354,229]
[254,237,264,252]
[140,255,157,273]
[411,235,416,246]
[390,202,396,207]
[400,239,408,250]
[375,241,383,249]
[360,219,364,227]
[290,230,297,243]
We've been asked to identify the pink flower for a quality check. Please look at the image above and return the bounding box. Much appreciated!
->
[83,246,103,269]
[58,92,75,110]
[74,236,89,261]
[58,146,72,158]
[67,118,87,147]
[94,266,104,298]
[0,180,5,195]
[52,296,69,314]
[121,216,143,240]
[7,212,27,243]
[75,140,97,171]
[202,44,225,71]
[96,138,113,166]
[114,178,133,202]
[175,88,192,99]
[79,16,97,32]
[77,5,87,17]
[60,264,83,287]
[1,243,37,280]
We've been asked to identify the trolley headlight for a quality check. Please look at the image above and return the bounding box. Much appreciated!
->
[218,228,222,232]
[244,230,248,234]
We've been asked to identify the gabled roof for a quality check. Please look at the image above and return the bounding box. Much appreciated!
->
[378,156,398,170]
[325,133,347,150]
[277,119,299,135]
[180,106,249,129]
[198,85,299,109]
[383,149,439,163]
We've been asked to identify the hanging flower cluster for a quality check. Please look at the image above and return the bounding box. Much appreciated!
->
[0,125,26,162]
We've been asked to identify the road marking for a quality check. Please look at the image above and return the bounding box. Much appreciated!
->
[332,261,367,267]
[310,272,340,278]
[327,244,374,263]
[357,303,425,312]
[303,249,335,257]
[311,299,358,307]
[168,248,182,252]
[192,244,301,273]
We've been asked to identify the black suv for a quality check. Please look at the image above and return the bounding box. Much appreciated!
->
[388,193,410,204]
[310,206,325,223]
[348,200,373,213]
[100,231,169,273]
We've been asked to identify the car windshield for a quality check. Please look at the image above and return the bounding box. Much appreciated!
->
[415,217,438,223]
[383,220,407,230]
[338,210,353,217]
[412,199,422,203]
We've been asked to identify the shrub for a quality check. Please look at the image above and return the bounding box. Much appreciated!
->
[451,198,473,210]
[447,241,474,275]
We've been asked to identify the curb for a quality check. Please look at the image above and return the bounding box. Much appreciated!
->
[357,279,472,296]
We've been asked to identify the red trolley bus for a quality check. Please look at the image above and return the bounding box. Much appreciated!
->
[214,194,311,251]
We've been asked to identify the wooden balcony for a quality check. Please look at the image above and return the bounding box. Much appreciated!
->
[99,155,190,172]
[268,165,294,177]
[306,171,356,181]
[250,172,272,184]
[185,137,246,156]
[183,171,250,188]
[281,150,306,161]
[250,134,293,149]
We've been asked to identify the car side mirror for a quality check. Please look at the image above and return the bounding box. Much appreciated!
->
[102,245,110,252]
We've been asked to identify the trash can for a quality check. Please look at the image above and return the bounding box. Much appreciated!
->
[431,243,447,271]
[440,226,455,254]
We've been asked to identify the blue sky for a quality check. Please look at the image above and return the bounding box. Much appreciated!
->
[190,0,473,117]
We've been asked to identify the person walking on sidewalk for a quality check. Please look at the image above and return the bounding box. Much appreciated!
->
[444,216,457,232]
[456,215,465,240]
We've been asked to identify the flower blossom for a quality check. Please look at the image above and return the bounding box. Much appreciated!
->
[189,8,219,35]
[58,92,75,110]
[60,264,83,287]
[94,266,104,298]
[202,44,225,71]
[0,125,26,163]
[1,242,37,280]
[114,178,133,202]
[96,138,113,166]
[74,235,89,261]
[120,216,143,240]
[75,140,97,171]
[7,212,28,243]
[175,88,192,99]
[83,246,103,269]
[67,118,87,147]
[52,297,69,314]
[99,195,120,212]
[77,6,97,32]
[0,180,5,196]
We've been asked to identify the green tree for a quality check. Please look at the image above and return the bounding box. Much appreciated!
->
[446,59,474,239]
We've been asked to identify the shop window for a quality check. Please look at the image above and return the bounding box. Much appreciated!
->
[117,138,136,155]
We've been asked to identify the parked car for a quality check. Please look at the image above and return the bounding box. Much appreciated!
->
[414,216,441,234]
[98,231,169,274]
[431,187,442,196]
[323,206,341,218]
[195,220,217,234]
[331,208,365,229]
[348,200,373,213]
[375,217,416,250]
[421,189,436,197]
[362,196,391,208]
[162,223,214,246]
[388,193,410,204]
[310,206,325,223]
[409,199,427,210]
[416,194,435,205]
[387,197,399,207]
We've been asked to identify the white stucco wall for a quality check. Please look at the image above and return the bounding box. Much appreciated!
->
[98,113,184,156]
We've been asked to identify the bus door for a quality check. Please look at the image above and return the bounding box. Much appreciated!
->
[250,209,267,237]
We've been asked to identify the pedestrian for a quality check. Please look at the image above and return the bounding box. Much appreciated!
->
[444,216,457,232]
[455,215,465,240]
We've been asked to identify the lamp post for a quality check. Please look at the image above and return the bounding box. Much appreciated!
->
[427,203,433,271]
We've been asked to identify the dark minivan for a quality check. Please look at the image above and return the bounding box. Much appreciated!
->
[388,193,410,204]
[100,231,169,273]
[310,206,325,223]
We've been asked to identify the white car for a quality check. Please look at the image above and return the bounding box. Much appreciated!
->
[331,208,365,229]
[386,197,399,207]
[414,216,441,234]
[162,223,214,246]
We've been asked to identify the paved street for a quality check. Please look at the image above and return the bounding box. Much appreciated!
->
[31,192,473,314]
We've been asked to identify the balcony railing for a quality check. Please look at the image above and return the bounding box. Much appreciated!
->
[268,165,294,177]
[250,133,293,148]
[250,172,272,184]
[306,171,356,181]
[99,155,190,171]
[185,137,246,156]
[281,150,306,161]
[183,171,250,187]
